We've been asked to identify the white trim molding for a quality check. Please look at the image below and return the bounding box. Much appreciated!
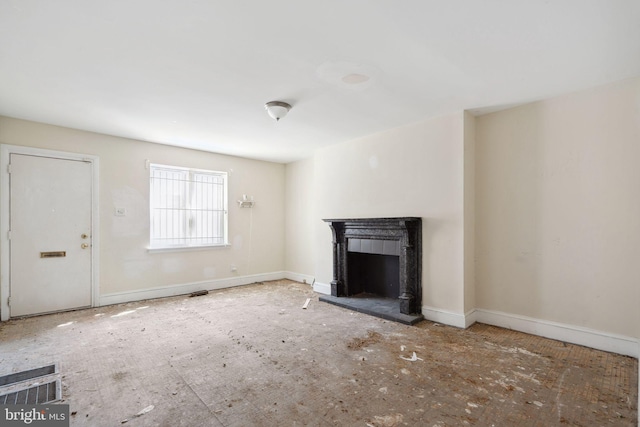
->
[463,309,479,328]
[284,271,315,286]
[312,281,331,295]
[475,309,638,358]
[99,271,286,307]
[419,305,637,358]
[421,305,473,329]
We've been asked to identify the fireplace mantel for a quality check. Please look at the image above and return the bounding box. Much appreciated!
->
[323,217,422,316]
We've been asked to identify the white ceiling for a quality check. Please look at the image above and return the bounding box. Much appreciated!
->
[1,1,639,163]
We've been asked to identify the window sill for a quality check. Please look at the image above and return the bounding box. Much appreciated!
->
[147,244,230,254]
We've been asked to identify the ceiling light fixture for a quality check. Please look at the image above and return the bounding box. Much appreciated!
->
[265,101,291,122]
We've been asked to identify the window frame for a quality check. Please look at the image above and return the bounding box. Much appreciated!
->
[148,163,228,251]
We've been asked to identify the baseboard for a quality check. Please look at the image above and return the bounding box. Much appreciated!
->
[99,271,286,307]
[475,308,638,358]
[312,281,331,295]
[464,308,479,328]
[284,271,315,286]
[422,306,470,329]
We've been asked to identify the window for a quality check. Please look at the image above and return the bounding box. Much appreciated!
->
[149,163,228,249]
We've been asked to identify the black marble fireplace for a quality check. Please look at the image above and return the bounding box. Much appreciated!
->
[320,217,423,325]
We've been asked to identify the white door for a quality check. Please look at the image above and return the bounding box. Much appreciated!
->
[9,154,93,317]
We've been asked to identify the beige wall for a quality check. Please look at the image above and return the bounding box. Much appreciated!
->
[285,77,639,343]
[0,116,285,296]
[475,77,640,338]
[286,112,469,314]
[463,111,476,314]
[284,157,316,276]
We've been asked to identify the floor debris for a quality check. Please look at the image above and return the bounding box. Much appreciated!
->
[400,351,423,362]
[189,290,208,297]
[302,298,311,309]
[136,405,154,416]
[1,280,636,426]
[121,405,154,423]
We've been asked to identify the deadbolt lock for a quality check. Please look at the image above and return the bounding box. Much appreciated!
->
[81,243,89,249]
[81,234,89,239]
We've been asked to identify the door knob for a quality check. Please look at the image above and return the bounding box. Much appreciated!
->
[81,243,89,249]
[81,234,89,239]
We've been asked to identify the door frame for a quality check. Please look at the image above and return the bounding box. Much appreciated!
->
[0,144,100,321]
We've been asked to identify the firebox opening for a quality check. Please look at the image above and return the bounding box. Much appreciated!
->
[347,252,400,299]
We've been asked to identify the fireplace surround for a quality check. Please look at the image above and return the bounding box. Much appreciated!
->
[320,217,423,325]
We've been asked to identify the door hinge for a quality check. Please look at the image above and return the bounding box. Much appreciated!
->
[7,296,10,307]
[7,230,11,240]
[7,163,11,174]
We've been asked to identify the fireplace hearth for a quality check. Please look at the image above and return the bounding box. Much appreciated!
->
[320,217,423,325]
